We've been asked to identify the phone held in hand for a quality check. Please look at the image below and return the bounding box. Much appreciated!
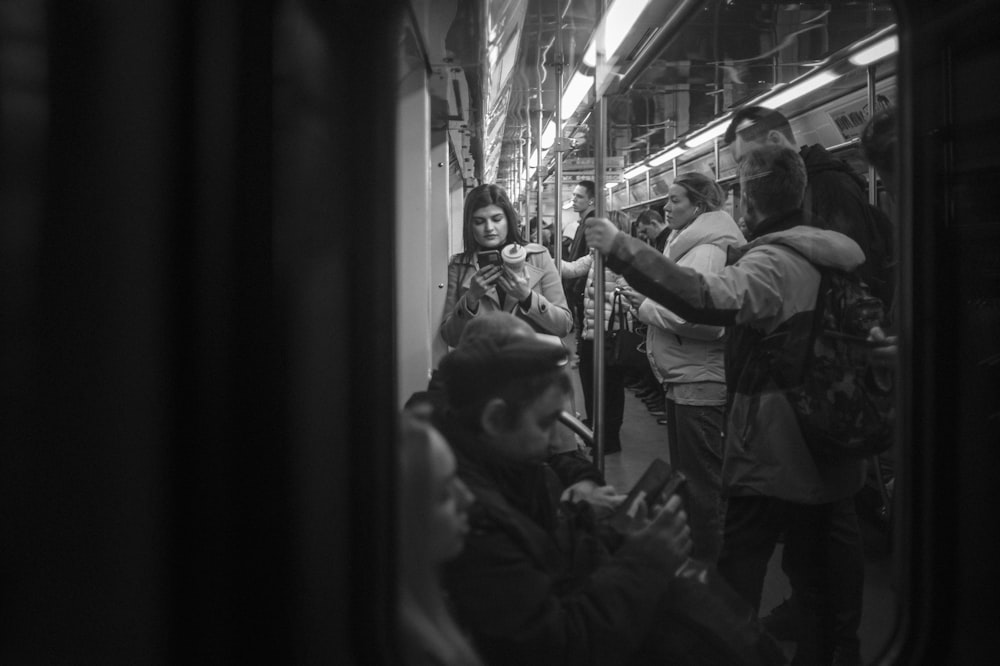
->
[608,458,686,533]
[476,250,502,268]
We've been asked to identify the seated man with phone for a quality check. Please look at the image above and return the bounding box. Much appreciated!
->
[433,328,703,665]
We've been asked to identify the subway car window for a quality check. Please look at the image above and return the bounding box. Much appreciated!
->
[6,0,1000,663]
[390,1,993,665]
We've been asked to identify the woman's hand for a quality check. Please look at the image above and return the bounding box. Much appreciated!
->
[466,264,503,302]
[584,217,619,254]
[621,285,646,309]
[497,267,531,302]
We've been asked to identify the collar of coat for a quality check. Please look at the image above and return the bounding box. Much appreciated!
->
[726,208,865,272]
[665,210,745,261]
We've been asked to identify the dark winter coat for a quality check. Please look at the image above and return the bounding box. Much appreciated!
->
[437,416,677,666]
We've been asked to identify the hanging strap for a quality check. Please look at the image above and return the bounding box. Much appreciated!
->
[608,289,631,334]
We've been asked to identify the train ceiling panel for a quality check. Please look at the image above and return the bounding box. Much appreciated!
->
[477,0,895,192]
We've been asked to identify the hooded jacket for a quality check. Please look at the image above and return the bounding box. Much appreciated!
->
[440,243,572,347]
[602,210,867,503]
[634,210,745,387]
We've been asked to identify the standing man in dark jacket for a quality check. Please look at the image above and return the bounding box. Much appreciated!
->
[433,331,699,666]
[564,180,597,363]
[722,107,886,665]
[585,144,870,666]
[724,106,893,308]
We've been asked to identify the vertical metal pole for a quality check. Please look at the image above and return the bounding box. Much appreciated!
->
[713,137,720,179]
[592,90,607,470]
[554,65,564,268]
[867,64,878,206]
[536,109,544,242]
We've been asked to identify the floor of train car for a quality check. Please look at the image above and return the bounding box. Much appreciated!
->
[564,336,897,664]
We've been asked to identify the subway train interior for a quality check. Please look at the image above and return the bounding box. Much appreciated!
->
[2,0,998,664]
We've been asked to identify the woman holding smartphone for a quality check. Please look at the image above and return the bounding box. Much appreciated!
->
[439,184,571,347]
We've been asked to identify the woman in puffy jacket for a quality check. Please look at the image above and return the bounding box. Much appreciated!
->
[620,172,745,562]
[560,212,631,454]
[440,184,572,347]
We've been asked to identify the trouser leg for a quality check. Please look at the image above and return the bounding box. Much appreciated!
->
[578,339,594,420]
[665,395,679,465]
[670,401,726,563]
[782,499,864,663]
[603,362,625,450]
[717,495,786,612]
[578,339,624,450]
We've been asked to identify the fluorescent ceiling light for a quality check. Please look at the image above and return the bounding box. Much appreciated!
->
[684,116,732,148]
[648,145,686,167]
[849,35,898,66]
[604,181,616,189]
[540,121,556,150]
[623,163,650,179]
[561,71,593,121]
[760,70,841,110]
[583,0,653,68]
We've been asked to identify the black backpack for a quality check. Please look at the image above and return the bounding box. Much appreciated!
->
[776,242,895,459]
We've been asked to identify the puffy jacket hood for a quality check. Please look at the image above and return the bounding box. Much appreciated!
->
[752,225,864,272]
[667,210,744,260]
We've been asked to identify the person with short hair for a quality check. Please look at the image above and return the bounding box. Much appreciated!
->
[433,330,698,665]
[560,211,632,454]
[563,180,598,360]
[440,184,571,347]
[635,209,668,250]
[585,144,869,666]
[411,311,619,508]
[724,105,892,307]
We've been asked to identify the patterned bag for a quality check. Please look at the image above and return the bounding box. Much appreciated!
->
[788,267,895,459]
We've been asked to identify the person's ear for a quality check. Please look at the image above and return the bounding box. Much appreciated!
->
[742,193,757,221]
[480,398,511,438]
[765,129,786,146]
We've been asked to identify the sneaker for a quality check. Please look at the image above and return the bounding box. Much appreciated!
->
[656,418,669,426]
[648,408,666,417]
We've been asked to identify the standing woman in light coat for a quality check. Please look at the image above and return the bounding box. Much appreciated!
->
[620,172,745,562]
[439,184,572,347]
[560,212,631,454]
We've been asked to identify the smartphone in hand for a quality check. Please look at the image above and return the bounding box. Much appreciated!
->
[608,458,686,532]
[476,250,502,268]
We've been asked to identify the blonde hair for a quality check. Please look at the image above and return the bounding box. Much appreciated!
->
[397,413,483,666]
